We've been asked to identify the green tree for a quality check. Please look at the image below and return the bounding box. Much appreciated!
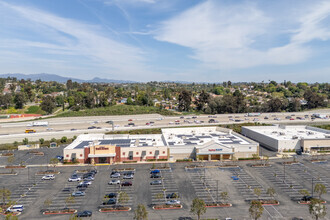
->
[309,198,326,220]
[41,96,56,114]
[220,191,229,204]
[178,89,192,112]
[118,191,129,206]
[22,137,29,145]
[190,198,206,220]
[60,136,68,143]
[254,188,261,200]
[51,138,57,143]
[5,213,18,220]
[249,200,264,220]
[314,183,327,200]
[156,193,164,202]
[13,92,26,109]
[267,188,276,200]
[0,188,11,205]
[50,158,59,168]
[7,155,14,165]
[299,189,310,197]
[39,138,45,145]
[134,204,148,220]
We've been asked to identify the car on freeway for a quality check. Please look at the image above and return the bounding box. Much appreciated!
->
[264,116,269,119]
[72,191,85,197]
[103,198,116,205]
[175,120,180,123]
[71,128,77,131]
[123,174,134,179]
[169,122,174,124]
[150,121,154,124]
[121,181,132,186]
[42,174,55,180]
[146,122,150,125]
[208,119,215,123]
[285,116,291,119]
[88,126,96,129]
[192,116,197,119]
[150,180,162,185]
[150,173,161,178]
[6,205,24,213]
[128,122,135,126]
[128,119,133,121]
[104,193,117,198]
[109,180,120,185]
[157,118,163,121]
[274,118,281,121]
[166,200,180,205]
[76,210,92,217]
[166,193,179,199]
[290,118,295,120]
[110,172,121,178]
[68,177,81,182]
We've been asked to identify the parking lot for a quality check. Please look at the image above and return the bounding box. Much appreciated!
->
[0,158,329,219]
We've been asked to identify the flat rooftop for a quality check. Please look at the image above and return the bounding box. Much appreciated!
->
[66,134,165,150]
[162,127,251,146]
[243,125,330,141]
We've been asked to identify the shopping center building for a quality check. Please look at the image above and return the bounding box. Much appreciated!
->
[241,125,330,153]
[63,127,259,164]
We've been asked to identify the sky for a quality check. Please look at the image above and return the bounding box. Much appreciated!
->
[0,0,330,83]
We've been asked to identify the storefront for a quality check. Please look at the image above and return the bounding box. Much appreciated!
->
[196,142,234,161]
[87,145,118,164]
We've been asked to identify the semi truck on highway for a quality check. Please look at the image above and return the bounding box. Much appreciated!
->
[28,122,49,127]
[244,113,261,117]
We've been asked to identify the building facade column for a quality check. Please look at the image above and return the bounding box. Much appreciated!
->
[208,154,211,161]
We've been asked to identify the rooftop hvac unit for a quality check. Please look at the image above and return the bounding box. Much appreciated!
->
[279,132,285,135]
[292,136,298,139]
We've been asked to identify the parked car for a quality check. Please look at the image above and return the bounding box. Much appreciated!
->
[301,196,313,202]
[72,191,85,197]
[68,177,81,182]
[55,155,64,161]
[76,210,92,217]
[110,173,121,178]
[84,176,94,181]
[6,205,24,212]
[166,193,179,199]
[166,200,180,205]
[62,188,73,192]
[150,173,161,178]
[121,181,132,186]
[123,174,134,179]
[104,193,117,198]
[108,180,120,185]
[79,181,92,186]
[150,180,162,185]
[150,169,160,174]
[103,198,116,205]
[42,174,55,180]
[77,184,89,189]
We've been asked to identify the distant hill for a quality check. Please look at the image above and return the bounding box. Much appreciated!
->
[0,73,136,83]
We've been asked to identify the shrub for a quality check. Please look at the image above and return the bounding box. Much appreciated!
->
[123,161,137,163]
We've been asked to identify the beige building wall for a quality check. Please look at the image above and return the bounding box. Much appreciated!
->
[64,148,84,160]
[301,139,330,152]
[90,145,116,155]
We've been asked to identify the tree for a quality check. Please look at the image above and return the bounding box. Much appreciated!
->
[134,204,148,220]
[220,191,229,204]
[254,188,261,200]
[309,198,326,220]
[314,183,327,200]
[190,198,206,220]
[5,214,18,220]
[267,188,276,200]
[0,188,11,205]
[195,90,210,111]
[51,138,57,143]
[13,92,26,109]
[60,136,68,143]
[41,96,56,114]
[22,138,29,145]
[50,158,59,168]
[178,89,192,112]
[156,193,164,202]
[7,155,14,165]
[39,138,45,145]
[43,198,52,208]
[249,200,264,220]
[118,191,129,206]
[65,196,75,208]
[299,189,310,197]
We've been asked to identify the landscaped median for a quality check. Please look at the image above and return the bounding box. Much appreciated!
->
[205,203,232,207]
[99,207,131,212]
[259,200,280,206]
[5,165,26,169]
[298,200,326,205]
[43,208,77,215]
[152,204,182,210]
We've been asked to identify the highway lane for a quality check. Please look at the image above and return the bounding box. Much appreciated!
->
[0,110,329,144]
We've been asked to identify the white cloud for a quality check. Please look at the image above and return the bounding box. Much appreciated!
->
[155,0,330,70]
[0,1,155,80]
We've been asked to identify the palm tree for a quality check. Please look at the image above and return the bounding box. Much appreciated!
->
[134,204,148,220]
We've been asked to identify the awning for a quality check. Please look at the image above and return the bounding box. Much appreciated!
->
[88,153,116,158]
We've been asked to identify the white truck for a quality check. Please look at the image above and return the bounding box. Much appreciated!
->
[32,121,49,127]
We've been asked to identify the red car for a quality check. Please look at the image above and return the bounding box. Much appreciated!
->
[175,120,180,123]
[121,181,132,186]
[128,119,133,121]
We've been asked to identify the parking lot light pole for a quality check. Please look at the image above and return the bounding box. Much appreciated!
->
[283,163,286,183]
[216,180,219,203]
[312,178,314,198]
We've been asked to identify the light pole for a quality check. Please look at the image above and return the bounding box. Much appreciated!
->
[283,163,286,183]
[216,180,219,203]
[312,177,314,198]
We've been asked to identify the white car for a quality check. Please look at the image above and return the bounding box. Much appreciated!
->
[166,200,180,205]
[108,179,120,185]
[42,174,55,180]
[79,181,92,186]
[68,177,81,182]
[6,205,24,212]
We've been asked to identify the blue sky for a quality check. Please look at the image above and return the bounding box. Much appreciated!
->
[0,0,330,82]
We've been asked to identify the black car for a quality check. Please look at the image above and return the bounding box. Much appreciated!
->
[76,210,92,217]
[77,184,88,189]
[301,196,313,202]
[62,187,73,192]
[105,193,117,198]
[150,173,161,178]
[166,193,179,199]
[103,198,116,205]
[88,126,96,129]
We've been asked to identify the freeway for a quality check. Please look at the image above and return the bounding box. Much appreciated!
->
[0,110,329,144]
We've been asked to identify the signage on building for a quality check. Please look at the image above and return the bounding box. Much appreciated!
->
[96,146,108,150]
[208,149,223,151]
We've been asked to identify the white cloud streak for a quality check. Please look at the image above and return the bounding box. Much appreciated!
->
[155,0,330,70]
